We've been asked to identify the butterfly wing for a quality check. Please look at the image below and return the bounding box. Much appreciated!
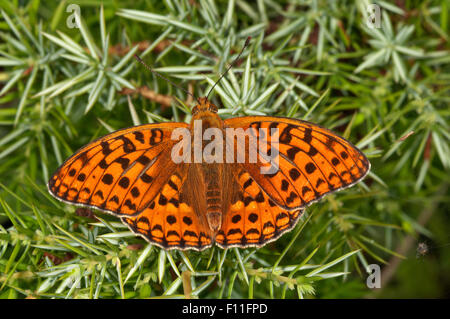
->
[223,116,370,210]
[215,167,303,248]
[48,123,188,216]
[121,169,213,250]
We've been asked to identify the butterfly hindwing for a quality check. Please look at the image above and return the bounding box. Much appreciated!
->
[215,168,303,248]
[48,123,188,216]
[122,170,213,250]
[223,116,370,210]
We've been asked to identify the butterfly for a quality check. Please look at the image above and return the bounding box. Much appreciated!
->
[48,40,370,251]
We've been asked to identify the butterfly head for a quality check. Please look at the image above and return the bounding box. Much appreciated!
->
[192,97,218,116]
[191,97,222,129]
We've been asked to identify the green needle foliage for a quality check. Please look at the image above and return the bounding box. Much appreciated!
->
[0,1,448,299]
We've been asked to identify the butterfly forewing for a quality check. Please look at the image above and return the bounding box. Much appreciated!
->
[48,123,188,216]
[223,116,370,210]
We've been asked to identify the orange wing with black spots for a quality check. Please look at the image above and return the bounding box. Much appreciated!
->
[223,116,371,211]
[48,123,188,216]
[215,168,303,248]
[121,171,213,250]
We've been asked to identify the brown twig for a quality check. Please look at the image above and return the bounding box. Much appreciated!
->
[119,86,173,108]
[398,131,415,141]
[182,271,192,299]
[42,252,74,265]
[337,20,350,48]
[127,243,144,251]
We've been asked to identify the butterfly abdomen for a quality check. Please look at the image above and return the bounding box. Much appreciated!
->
[205,167,222,232]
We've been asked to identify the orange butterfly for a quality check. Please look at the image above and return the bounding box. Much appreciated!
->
[48,42,370,251]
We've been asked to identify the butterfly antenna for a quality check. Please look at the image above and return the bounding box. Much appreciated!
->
[134,54,197,101]
[206,37,251,100]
